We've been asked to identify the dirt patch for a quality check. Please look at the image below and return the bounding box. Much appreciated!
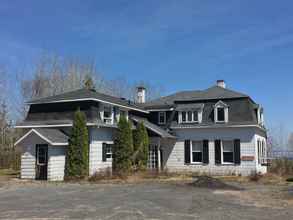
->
[189,175,243,190]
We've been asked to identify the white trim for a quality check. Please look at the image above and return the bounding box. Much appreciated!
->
[221,140,234,164]
[14,129,68,146]
[14,122,98,128]
[171,124,266,129]
[148,108,174,112]
[179,110,200,124]
[158,112,166,124]
[190,140,203,164]
[27,98,149,113]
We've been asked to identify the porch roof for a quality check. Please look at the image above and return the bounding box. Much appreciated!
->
[131,116,176,139]
[15,128,69,146]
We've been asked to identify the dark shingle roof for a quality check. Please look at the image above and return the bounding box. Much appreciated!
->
[15,128,68,146]
[35,128,69,144]
[143,86,249,109]
[27,89,147,112]
[131,116,175,139]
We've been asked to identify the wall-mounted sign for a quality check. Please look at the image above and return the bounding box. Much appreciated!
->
[241,156,255,161]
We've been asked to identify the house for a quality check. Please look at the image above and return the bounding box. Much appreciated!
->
[14,80,267,181]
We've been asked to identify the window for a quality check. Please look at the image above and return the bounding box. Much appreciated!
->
[106,144,113,159]
[191,141,203,163]
[214,101,228,123]
[258,139,266,165]
[193,110,198,121]
[180,111,199,123]
[222,140,234,163]
[103,143,113,162]
[182,111,186,122]
[217,107,225,122]
[158,112,166,124]
[103,105,113,124]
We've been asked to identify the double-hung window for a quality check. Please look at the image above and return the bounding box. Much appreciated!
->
[103,105,113,124]
[102,143,114,162]
[222,140,234,163]
[158,112,166,124]
[191,141,203,163]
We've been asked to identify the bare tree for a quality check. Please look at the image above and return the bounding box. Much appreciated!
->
[267,124,289,151]
[288,133,293,150]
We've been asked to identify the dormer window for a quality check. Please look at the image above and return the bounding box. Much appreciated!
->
[177,104,204,124]
[214,101,228,123]
[217,107,225,122]
[180,111,199,123]
[103,105,113,124]
[158,112,166,124]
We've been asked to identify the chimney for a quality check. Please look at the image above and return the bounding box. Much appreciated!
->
[136,86,146,103]
[216,80,226,88]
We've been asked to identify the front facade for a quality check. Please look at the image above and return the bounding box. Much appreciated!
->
[15,80,267,181]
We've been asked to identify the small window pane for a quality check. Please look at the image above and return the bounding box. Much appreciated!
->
[159,112,166,124]
[223,152,234,163]
[192,141,202,151]
[217,108,225,121]
[193,111,198,121]
[192,152,202,162]
[187,111,192,121]
[182,112,186,122]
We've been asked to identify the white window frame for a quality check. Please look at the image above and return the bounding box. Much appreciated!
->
[214,101,228,123]
[179,110,199,124]
[258,139,266,165]
[221,140,234,164]
[103,105,114,124]
[103,141,114,162]
[158,112,166,124]
[190,140,203,164]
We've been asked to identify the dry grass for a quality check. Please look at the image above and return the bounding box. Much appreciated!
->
[269,158,293,176]
[88,169,193,184]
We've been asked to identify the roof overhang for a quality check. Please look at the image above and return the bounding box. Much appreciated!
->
[14,129,68,146]
[131,116,176,139]
[27,98,149,114]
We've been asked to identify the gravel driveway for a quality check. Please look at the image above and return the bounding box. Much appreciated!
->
[0,181,292,219]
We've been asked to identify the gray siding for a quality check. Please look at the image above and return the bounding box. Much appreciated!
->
[48,146,66,181]
[162,127,266,176]
[89,127,115,175]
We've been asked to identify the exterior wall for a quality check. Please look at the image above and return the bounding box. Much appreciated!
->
[89,127,115,175]
[255,133,267,174]
[20,132,47,179]
[47,146,66,181]
[20,132,66,181]
[162,127,266,176]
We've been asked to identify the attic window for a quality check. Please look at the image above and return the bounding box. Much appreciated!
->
[103,105,113,124]
[217,108,225,122]
[214,101,228,123]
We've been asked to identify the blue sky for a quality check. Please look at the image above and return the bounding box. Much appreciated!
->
[0,0,293,131]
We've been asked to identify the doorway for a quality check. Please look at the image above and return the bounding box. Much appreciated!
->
[36,144,48,180]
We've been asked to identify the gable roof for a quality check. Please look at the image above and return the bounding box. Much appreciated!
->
[15,128,68,146]
[27,89,148,113]
[142,86,250,109]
